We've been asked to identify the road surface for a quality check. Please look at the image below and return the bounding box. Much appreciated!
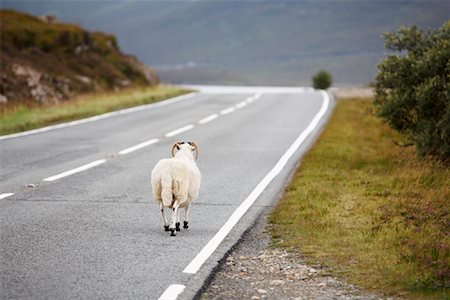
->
[0,86,334,299]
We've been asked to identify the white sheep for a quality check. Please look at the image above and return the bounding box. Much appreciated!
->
[151,141,201,236]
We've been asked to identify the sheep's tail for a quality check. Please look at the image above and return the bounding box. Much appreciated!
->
[161,174,174,207]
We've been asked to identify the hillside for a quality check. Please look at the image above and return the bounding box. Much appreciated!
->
[0,10,158,105]
[1,1,449,85]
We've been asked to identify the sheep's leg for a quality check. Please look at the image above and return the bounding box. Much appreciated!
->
[175,207,181,232]
[160,203,170,231]
[169,202,181,236]
[183,205,190,229]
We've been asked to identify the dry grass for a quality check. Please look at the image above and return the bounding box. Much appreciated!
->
[268,98,449,299]
[0,85,191,135]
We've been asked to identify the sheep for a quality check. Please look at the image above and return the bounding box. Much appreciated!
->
[151,141,201,236]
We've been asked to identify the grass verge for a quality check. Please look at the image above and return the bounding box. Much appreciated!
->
[0,85,192,135]
[268,98,449,299]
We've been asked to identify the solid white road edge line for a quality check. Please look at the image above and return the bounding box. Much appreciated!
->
[165,124,195,138]
[158,284,186,300]
[0,93,197,142]
[220,107,235,115]
[0,193,14,200]
[119,138,159,155]
[43,159,107,182]
[183,90,330,275]
[198,114,219,125]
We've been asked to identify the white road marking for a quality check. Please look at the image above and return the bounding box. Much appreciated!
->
[246,93,261,103]
[158,284,186,300]
[165,124,195,138]
[198,114,219,125]
[235,101,247,109]
[220,107,235,115]
[246,96,255,103]
[0,193,14,200]
[0,93,197,141]
[43,159,107,182]
[119,138,159,155]
[182,85,305,94]
[183,90,330,274]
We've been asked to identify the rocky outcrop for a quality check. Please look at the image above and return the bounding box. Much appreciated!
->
[0,9,159,105]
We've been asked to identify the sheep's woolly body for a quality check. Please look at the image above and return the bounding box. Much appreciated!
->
[150,142,201,236]
[151,157,200,208]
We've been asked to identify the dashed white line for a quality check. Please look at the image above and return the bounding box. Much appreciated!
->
[235,101,247,109]
[158,284,186,300]
[0,193,14,200]
[245,96,255,103]
[220,107,235,115]
[43,159,107,182]
[165,124,195,138]
[183,91,330,275]
[198,114,219,125]
[119,138,159,155]
[246,93,261,103]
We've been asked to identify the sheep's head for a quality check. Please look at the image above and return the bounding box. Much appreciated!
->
[171,141,199,160]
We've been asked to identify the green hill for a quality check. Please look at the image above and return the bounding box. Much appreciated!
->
[0,10,158,105]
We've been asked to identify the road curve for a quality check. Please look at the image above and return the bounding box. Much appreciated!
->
[0,86,334,299]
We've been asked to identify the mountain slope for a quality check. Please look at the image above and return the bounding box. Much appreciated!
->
[2,1,448,85]
[0,10,158,105]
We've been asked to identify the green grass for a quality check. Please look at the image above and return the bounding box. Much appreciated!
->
[0,85,191,135]
[268,98,449,299]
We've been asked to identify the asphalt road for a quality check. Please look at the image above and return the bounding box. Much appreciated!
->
[0,85,334,300]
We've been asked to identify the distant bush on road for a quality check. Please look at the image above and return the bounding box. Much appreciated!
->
[312,70,332,90]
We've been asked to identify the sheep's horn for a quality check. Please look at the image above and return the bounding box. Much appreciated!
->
[171,142,181,157]
[189,142,199,160]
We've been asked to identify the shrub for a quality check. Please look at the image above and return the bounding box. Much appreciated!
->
[312,70,332,89]
[374,21,450,163]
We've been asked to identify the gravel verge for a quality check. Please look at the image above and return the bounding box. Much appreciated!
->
[200,211,389,300]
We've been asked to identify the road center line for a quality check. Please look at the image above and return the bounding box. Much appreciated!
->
[165,124,195,138]
[43,159,107,182]
[119,138,159,155]
[235,101,247,109]
[0,193,14,200]
[158,284,186,300]
[220,107,235,115]
[183,91,330,275]
[246,93,261,103]
[198,114,219,125]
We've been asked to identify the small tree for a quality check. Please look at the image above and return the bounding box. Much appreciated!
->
[374,21,450,162]
[312,70,332,89]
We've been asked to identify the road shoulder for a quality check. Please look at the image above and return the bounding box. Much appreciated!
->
[200,210,384,300]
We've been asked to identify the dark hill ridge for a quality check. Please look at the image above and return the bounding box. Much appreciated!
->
[1,1,449,85]
[0,10,158,105]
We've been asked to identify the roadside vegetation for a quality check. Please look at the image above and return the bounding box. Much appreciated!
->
[375,21,450,163]
[312,70,332,90]
[0,85,191,135]
[268,97,449,298]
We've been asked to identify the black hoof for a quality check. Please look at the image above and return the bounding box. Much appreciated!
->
[170,228,176,236]
[183,221,189,229]
[164,225,170,232]
[175,222,181,231]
